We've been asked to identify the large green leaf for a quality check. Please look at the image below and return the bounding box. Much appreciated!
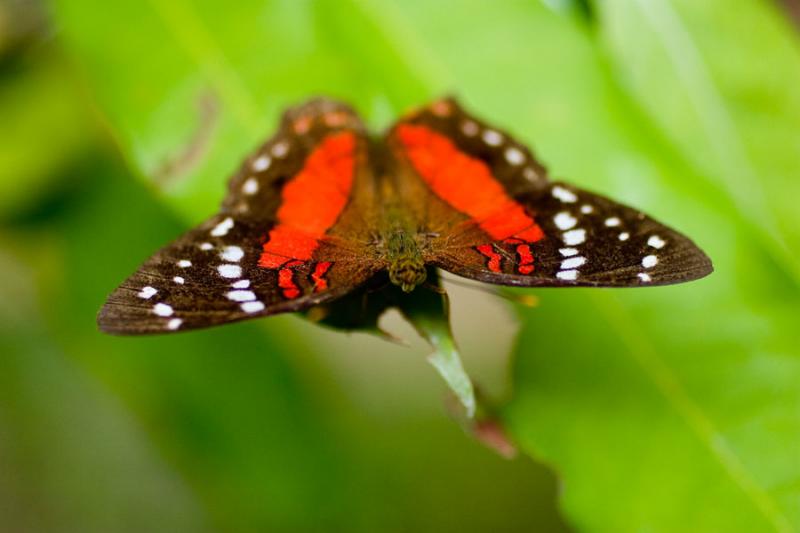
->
[50,0,800,530]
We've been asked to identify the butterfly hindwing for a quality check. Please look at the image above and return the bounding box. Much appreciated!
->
[388,98,712,287]
[98,99,380,335]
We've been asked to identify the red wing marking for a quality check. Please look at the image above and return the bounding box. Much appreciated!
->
[396,124,544,243]
[278,267,300,299]
[476,244,503,273]
[515,243,534,275]
[277,260,303,299]
[311,261,332,292]
[259,132,356,269]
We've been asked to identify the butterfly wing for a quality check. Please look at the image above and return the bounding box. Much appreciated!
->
[99,98,381,335]
[387,98,712,287]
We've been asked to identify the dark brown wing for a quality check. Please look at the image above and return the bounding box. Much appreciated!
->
[387,97,712,288]
[99,98,381,335]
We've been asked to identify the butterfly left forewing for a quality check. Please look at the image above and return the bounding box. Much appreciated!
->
[388,97,712,288]
[99,98,381,335]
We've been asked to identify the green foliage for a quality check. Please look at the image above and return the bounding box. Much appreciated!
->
[0,49,93,217]
[2,0,797,531]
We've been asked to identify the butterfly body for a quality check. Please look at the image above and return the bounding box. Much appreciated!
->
[98,97,711,335]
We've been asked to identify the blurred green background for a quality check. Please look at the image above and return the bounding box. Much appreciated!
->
[2,0,799,531]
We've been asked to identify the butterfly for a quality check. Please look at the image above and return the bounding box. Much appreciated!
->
[98,97,712,335]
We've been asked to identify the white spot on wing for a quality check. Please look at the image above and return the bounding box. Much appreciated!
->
[177,260,191,268]
[562,229,586,245]
[619,232,630,241]
[638,273,652,283]
[153,303,173,317]
[552,185,577,203]
[554,211,577,230]
[482,129,503,146]
[604,217,621,227]
[138,286,157,299]
[167,318,182,330]
[648,235,666,249]
[559,247,579,257]
[561,256,586,270]
[271,141,289,158]
[227,290,256,302]
[557,270,578,280]
[642,255,658,268]
[581,204,594,214]
[217,264,242,278]
[242,178,259,195]
[252,155,271,172]
[504,147,525,165]
[173,276,184,284]
[200,242,213,251]
[232,279,250,289]
[210,217,234,237]
[241,301,265,313]
[220,245,244,262]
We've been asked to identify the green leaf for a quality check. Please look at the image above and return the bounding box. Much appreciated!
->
[398,272,476,418]
[420,327,475,419]
[508,288,799,532]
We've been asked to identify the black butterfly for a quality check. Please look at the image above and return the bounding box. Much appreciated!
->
[98,97,712,335]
